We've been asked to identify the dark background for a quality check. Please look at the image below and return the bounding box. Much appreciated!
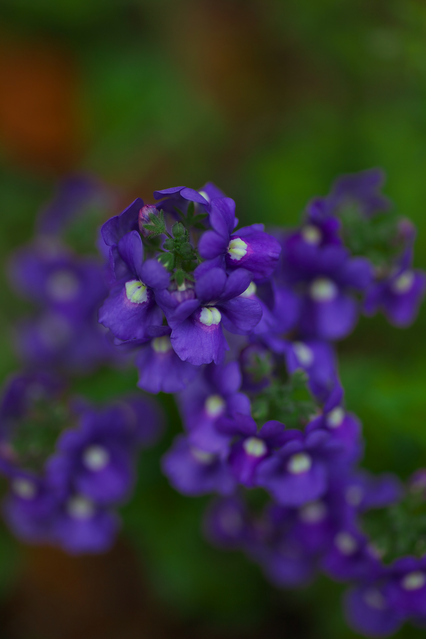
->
[0,1,426,637]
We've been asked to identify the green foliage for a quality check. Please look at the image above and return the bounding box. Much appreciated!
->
[252,370,317,428]
[363,488,426,563]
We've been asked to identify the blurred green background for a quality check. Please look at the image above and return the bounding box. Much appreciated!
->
[0,1,426,637]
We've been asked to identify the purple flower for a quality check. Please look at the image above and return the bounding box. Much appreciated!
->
[47,403,145,506]
[153,185,211,214]
[99,231,169,341]
[162,435,235,496]
[15,311,120,374]
[344,581,404,637]
[4,473,119,554]
[157,268,262,366]
[218,416,287,487]
[327,168,392,217]
[50,494,120,554]
[251,505,317,588]
[303,198,342,247]
[178,361,250,453]
[204,496,254,550]
[277,241,372,340]
[306,388,362,462]
[101,198,143,248]
[9,242,108,320]
[322,525,381,581]
[386,557,426,618]
[283,339,338,403]
[135,330,200,394]
[3,473,57,542]
[256,429,344,507]
[198,198,281,281]
[364,250,426,327]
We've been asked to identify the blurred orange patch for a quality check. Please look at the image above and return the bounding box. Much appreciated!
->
[0,36,81,173]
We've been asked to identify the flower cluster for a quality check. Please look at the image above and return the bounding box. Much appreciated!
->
[8,175,122,375]
[0,372,162,553]
[2,169,426,636]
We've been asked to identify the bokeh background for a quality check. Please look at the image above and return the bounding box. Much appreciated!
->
[0,1,426,637]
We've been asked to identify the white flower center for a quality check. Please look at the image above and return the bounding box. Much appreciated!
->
[335,532,357,555]
[83,445,110,471]
[287,453,312,475]
[364,589,386,610]
[243,437,267,457]
[12,478,36,499]
[310,277,338,302]
[402,571,426,591]
[191,447,216,464]
[152,336,173,353]
[345,485,364,506]
[199,306,222,326]
[125,280,148,304]
[392,271,414,294]
[240,282,257,298]
[327,407,345,428]
[293,342,314,367]
[204,394,226,418]
[198,190,210,203]
[46,269,80,302]
[299,501,327,523]
[67,495,95,519]
[228,238,248,261]
[301,225,321,245]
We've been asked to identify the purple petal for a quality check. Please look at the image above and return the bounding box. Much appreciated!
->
[171,316,229,365]
[101,198,142,247]
[221,269,252,301]
[220,297,262,334]
[195,268,227,304]
[99,286,163,341]
[198,230,229,260]
[117,231,144,278]
[140,259,170,290]
[209,198,236,236]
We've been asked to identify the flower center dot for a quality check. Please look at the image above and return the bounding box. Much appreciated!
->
[12,478,36,499]
[293,342,314,367]
[301,225,321,245]
[402,571,426,591]
[125,280,148,304]
[46,269,80,302]
[243,437,267,457]
[198,190,210,203]
[310,277,338,302]
[345,485,363,506]
[191,448,216,464]
[83,445,110,471]
[327,407,345,428]
[364,589,386,610]
[152,336,173,354]
[199,307,222,326]
[205,395,226,418]
[299,501,327,523]
[287,453,312,474]
[392,271,414,294]
[335,532,357,555]
[240,282,257,298]
[67,495,95,519]
[228,238,248,261]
